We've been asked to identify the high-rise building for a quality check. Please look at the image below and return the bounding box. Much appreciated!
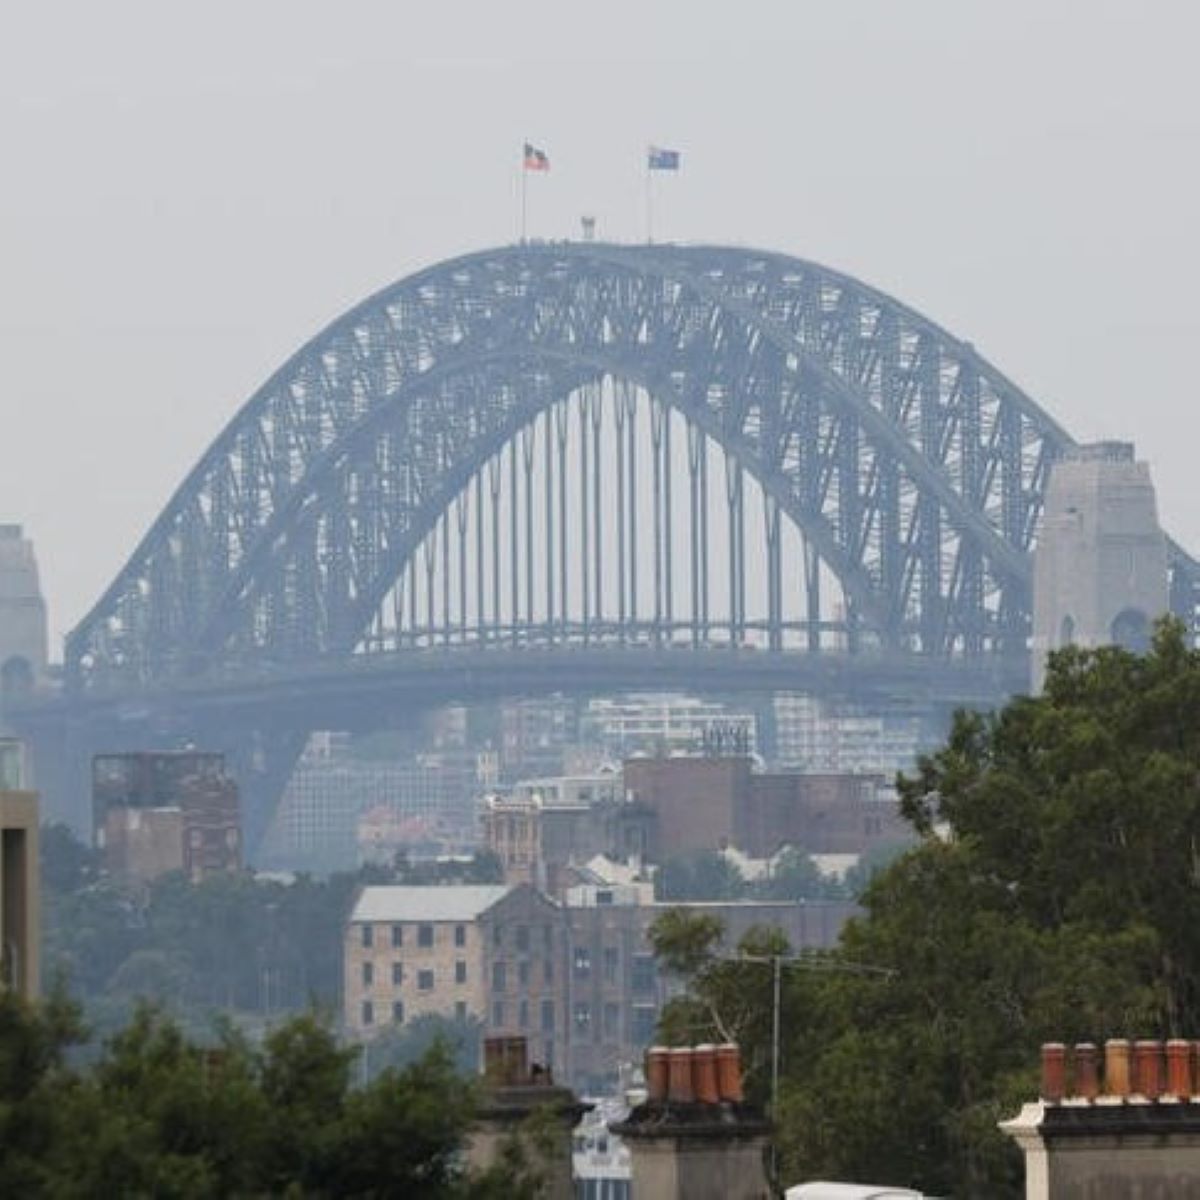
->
[0,737,39,1000]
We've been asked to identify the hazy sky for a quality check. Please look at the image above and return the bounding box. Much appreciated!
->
[3,1,1199,650]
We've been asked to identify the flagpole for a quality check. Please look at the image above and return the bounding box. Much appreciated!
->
[521,149,528,244]
[645,156,653,244]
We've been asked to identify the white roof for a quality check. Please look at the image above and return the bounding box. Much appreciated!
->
[351,885,511,924]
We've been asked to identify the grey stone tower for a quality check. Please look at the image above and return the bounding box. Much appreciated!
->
[0,525,48,701]
[1032,443,1167,692]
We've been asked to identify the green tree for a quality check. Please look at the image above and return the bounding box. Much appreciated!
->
[654,850,746,901]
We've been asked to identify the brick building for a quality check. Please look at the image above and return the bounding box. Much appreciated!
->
[92,751,242,884]
[623,755,907,859]
[343,881,857,1093]
[344,884,511,1036]
[481,772,653,896]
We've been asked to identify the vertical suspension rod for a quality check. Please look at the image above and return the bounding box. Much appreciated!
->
[650,397,665,643]
[556,400,569,639]
[523,421,536,632]
[725,452,744,644]
[456,491,468,644]
[579,390,591,643]
[688,423,702,647]
[591,384,603,630]
[663,403,674,640]
[626,383,639,629]
[700,431,710,639]
[544,407,555,640]
[510,437,519,646]
[488,453,502,645]
[615,388,627,635]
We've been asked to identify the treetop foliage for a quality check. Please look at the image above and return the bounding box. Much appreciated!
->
[652,620,1200,1198]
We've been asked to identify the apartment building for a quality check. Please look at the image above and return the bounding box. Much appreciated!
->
[343,880,856,1093]
[480,771,653,895]
[344,884,511,1036]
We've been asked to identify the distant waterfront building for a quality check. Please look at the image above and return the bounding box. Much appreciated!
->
[622,755,906,860]
[582,694,757,759]
[480,770,652,895]
[342,878,856,1093]
[344,884,513,1038]
[261,741,471,872]
[92,751,242,885]
[772,692,930,778]
[0,737,39,999]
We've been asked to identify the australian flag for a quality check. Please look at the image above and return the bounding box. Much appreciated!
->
[648,145,681,171]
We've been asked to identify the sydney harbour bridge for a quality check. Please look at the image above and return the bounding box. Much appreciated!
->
[17,242,1200,843]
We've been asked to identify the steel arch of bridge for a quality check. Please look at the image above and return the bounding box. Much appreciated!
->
[65,242,1199,693]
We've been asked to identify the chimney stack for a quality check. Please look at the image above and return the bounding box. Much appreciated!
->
[1003,1035,1200,1199]
[612,1042,770,1200]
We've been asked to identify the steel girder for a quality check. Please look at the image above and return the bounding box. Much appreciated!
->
[64,242,1192,694]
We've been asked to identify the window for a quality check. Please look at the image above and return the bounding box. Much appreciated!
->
[392,1000,404,1024]
[573,947,591,978]
[632,1004,657,1045]
[455,1000,467,1021]
[454,924,466,948]
[604,1002,620,1036]
[541,998,556,1032]
[516,925,530,952]
[391,924,403,948]
[361,962,373,988]
[518,960,530,987]
[519,1000,529,1029]
[455,961,467,985]
[543,925,553,952]
[603,946,619,983]
[392,962,403,987]
[543,958,554,984]
[418,924,434,948]
[360,924,373,949]
[418,969,434,991]
[492,1000,505,1028]
[573,1002,592,1032]
[493,924,503,948]
[361,1001,374,1026]
[596,889,614,906]
[492,961,507,993]
[631,954,656,994]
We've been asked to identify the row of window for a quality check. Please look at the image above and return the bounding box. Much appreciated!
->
[491,997,557,1032]
[484,1000,657,1045]
[491,958,552,992]
[360,961,468,989]
[360,998,470,1027]
[360,923,467,950]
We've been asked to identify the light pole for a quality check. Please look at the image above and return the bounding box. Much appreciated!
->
[732,953,897,1122]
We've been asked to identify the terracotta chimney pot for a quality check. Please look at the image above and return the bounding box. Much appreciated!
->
[1073,1043,1099,1100]
[693,1043,720,1104]
[1134,1040,1163,1100]
[716,1043,744,1103]
[646,1046,670,1102]
[1104,1039,1131,1098]
[1167,1040,1192,1098]
[1040,1043,1067,1103]
[668,1047,695,1103]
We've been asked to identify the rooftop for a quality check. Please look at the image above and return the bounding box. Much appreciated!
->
[351,884,511,924]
